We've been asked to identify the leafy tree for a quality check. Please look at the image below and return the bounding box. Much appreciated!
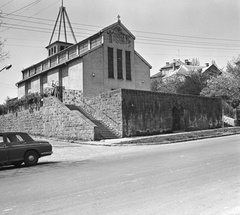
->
[150,79,159,92]
[152,75,182,94]
[226,55,240,79]
[191,58,200,66]
[177,72,207,95]
[200,72,240,108]
[152,70,207,96]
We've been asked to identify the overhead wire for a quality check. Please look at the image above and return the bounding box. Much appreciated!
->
[1,13,240,52]
[3,0,42,17]
[0,0,14,8]
[0,1,239,60]
[2,21,239,51]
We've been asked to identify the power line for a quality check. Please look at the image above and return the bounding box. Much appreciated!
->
[2,19,240,49]
[5,12,240,43]
[132,29,240,43]
[0,0,59,33]
[0,83,16,89]
[4,16,240,48]
[2,12,102,29]
[4,0,42,17]
[2,16,98,33]
[137,36,240,47]
[136,41,240,51]
[2,22,239,51]
[0,0,14,8]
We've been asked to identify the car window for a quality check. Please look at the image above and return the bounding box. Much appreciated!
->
[7,134,25,142]
[16,135,24,141]
[19,133,34,141]
[0,135,4,144]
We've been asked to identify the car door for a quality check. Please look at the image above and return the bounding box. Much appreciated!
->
[6,134,27,162]
[0,134,8,163]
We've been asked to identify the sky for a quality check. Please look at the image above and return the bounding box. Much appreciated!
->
[0,0,240,104]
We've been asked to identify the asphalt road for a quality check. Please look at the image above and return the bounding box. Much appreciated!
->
[0,135,240,215]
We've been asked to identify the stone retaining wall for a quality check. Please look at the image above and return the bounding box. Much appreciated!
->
[0,96,95,141]
[63,89,123,137]
[122,89,222,137]
[0,89,223,140]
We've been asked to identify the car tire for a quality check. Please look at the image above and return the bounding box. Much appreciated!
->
[12,161,23,168]
[24,151,39,166]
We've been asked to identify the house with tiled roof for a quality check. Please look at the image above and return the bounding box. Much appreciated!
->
[151,59,221,83]
[162,63,221,80]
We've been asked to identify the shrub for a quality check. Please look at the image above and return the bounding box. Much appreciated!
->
[0,93,43,115]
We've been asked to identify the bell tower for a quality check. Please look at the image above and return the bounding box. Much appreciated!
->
[46,0,77,57]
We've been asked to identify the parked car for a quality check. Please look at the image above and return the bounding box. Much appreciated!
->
[0,132,52,167]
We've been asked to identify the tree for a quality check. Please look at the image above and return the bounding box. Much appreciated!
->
[151,70,207,96]
[152,75,183,94]
[226,55,240,79]
[200,72,240,108]
[0,39,9,62]
[177,71,207,96]
[191,58,200,66]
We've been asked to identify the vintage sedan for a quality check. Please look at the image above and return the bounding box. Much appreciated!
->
[0,132,52,167]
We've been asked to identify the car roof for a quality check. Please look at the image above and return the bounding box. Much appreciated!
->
[0,132,29,135]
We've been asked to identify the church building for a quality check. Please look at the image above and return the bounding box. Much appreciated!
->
[16,9,152,99]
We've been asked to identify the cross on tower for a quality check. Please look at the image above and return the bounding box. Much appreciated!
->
[117,15,121,22]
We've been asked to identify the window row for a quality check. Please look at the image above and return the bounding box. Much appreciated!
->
[108,48,131,81]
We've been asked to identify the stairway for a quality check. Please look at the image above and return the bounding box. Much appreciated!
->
[66,105,118,140]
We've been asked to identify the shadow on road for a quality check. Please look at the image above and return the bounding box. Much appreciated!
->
[0,159,93,172]
[0,161,60,171]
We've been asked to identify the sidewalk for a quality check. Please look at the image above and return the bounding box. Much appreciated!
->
[38,127,240,163]
[72,126,240,146]
[38,126,240,147]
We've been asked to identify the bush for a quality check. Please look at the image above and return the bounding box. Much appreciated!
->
[0,93,43,115]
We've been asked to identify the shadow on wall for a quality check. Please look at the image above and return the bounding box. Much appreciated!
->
[172,106,184,131]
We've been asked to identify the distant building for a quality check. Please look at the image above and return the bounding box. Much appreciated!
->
[151,59,221,83]
[16,17,152,99]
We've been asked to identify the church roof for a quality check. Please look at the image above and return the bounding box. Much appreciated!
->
[101,20,136,40]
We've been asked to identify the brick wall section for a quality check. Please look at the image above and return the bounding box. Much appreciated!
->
[0,96,95,141]
[63,89,123,137]
[121,89,222,137]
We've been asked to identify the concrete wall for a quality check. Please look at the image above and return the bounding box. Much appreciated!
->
[31,76,40,93]
[48,68,59,86]
[18,82,25,98]
[0,97,95,141]
[67,58,83,91]
[121,89,222,137]
[82,46,104,96]
[134,53,151,91]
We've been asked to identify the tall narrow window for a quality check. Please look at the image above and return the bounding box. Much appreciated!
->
[126,51,131,80]
[117,49,123,79]
[108,47,114,78]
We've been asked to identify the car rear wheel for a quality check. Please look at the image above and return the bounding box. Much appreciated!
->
[24,151,39,166]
